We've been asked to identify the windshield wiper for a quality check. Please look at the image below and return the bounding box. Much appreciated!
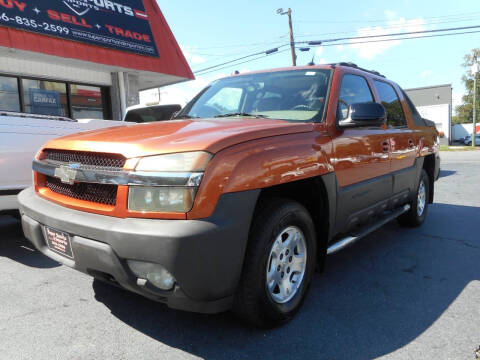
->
[214,112,269,119]
[174,114,200,119]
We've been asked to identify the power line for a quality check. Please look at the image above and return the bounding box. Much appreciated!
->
[293,10,480,24]
[297,24,480,44]
[185,33,290,51]
[194,49,290,76]
[193,45,288,74]
[321,29,480,47]
[294,15,480,39]
[192,40,287,57]
[184,41,288,70]
[192,24,480,76]
[196,29,480,76]
[191,16,478,60]
[187,13,480,58]
[189,12,480,57]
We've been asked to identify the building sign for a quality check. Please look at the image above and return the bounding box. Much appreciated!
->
[0,0,159,57]
[29,89,62,115]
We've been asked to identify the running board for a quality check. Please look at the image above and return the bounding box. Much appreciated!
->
[327,204,411,255]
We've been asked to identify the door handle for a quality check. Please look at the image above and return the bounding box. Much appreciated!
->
[381,140,390,153]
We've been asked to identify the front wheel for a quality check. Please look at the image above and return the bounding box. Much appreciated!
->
[398,169,430,227]
[233,198,317,328]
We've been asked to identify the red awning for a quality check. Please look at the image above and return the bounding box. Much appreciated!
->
[0,0,193,82]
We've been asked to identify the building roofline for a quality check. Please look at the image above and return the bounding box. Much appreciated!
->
[405,84,452,91]
[0,0,194,85]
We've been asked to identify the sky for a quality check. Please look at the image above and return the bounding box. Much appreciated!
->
[141,0,480,110]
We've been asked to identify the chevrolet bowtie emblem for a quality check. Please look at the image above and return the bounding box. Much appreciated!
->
[54,164,80,185]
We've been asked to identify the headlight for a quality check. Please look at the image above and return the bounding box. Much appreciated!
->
[129,187,196,212]
[135,151,211,172]
[128,152,212,213]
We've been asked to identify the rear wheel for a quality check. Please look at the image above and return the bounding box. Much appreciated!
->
[233,198,317,328]
[398,169,429,227]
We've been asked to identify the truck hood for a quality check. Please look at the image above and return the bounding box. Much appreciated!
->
[43,118,314,158]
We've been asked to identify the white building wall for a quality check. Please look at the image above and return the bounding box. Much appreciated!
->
[416,104,450,141]
[0,52,112,86]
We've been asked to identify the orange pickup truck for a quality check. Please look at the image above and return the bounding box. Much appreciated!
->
[19,63,440,327]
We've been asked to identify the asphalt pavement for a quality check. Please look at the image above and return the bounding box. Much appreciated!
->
[1,150,479,360]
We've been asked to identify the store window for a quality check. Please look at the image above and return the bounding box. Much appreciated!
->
[0,76,20,112]
[70,84,105,119]
[0,75,110,119]
[22,79,68,116]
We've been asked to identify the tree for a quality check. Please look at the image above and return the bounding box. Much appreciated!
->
[454,49,480,124]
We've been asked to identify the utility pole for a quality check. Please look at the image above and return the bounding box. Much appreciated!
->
[277,8,296,66]
[472,54,478,147]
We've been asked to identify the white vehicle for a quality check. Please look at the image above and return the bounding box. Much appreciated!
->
[124,104,181,123]
[464,134,480,146]
[0,112,124,213]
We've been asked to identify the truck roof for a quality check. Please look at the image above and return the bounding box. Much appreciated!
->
[225,62,386,80]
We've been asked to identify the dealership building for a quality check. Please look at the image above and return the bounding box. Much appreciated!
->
[0,0,193,120]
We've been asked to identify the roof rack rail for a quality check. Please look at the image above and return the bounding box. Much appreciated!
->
[330,62,386,78]
[0,111,76,122]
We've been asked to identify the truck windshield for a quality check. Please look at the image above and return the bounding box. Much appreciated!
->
[179,69,331,122]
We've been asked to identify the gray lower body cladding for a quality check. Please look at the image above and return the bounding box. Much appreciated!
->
[18,187,260,314]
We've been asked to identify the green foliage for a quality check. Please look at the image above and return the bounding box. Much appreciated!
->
[455,48,480,124]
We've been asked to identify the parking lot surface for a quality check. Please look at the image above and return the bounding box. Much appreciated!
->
[1,151,479,360]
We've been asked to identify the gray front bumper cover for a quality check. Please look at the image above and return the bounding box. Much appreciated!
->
[18,187,259,314]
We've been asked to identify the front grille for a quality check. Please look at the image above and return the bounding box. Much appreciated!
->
[46,176,118,206]
[44,149,126,170]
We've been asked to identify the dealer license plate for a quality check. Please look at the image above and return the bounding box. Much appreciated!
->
[43,226,74,259]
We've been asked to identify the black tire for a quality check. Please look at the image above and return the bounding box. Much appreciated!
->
[233,198,318,328]
[398,169,430,227]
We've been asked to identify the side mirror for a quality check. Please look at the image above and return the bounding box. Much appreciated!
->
[338,102,386,128]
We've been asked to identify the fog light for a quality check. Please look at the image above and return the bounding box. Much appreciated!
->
[127,260,176,291]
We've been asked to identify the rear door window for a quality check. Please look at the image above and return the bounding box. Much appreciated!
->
[374,81,407,127]
[337,74,374,120]
[401,89,426,126]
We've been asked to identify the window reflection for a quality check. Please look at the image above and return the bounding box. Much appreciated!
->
[374,81,406,127]
[0,76,20,112]
[71,84,104,119]
[337,74,374,120]
[22,79,68,116]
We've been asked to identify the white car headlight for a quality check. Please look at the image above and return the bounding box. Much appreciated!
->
[128,152,212,213]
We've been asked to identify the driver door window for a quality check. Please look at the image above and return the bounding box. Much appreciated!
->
[337,74,374,120]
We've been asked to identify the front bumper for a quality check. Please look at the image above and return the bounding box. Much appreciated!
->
[18,187,259,314]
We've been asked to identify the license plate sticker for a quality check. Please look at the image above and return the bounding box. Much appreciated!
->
[43,226,74,259]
